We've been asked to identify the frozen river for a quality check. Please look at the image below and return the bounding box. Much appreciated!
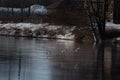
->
[0,36,120,80]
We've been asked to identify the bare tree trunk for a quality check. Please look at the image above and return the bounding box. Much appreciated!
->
[0,0,1,16]
[85,0,108,41]
[12,7,14,16]
[21,7,23,22]
[113,0,120,24]
[21,0,24,22]
[28,6,31,17]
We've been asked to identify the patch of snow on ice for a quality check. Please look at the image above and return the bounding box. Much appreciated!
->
[57,33,74,40]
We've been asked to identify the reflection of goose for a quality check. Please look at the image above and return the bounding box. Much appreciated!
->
[75,47,80,52]
[0,55,21,61]
[61,49,66,53]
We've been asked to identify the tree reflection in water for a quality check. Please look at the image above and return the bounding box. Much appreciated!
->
[94,41,120,80]
[111,41,120,80]
[93,42,105,80]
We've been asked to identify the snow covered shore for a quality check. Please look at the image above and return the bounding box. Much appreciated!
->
[106,22,120,29]
[0,22,119,41]
[0,23,75,40]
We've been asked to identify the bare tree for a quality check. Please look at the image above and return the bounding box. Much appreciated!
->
[84,0,109,41]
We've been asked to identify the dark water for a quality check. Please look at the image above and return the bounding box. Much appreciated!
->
[0,36,120,80]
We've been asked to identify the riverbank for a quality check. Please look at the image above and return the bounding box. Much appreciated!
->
[0,23,95,42]
[1,22,119,42]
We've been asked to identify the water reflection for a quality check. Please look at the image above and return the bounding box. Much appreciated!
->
[111,42,120,80]
[0,36,119,80]
[92,42,105,80]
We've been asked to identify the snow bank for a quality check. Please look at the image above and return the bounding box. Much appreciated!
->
[0,23,75,40]
[106,22,120,29]
[1,22,120,40]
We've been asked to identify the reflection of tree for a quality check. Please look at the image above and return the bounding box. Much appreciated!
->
[93,42,105,80]
[93,42,120,80]
[111,42,120,80]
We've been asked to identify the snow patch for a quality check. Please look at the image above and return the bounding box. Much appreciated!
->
[0,23,75,40]
[106,22,120,29]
